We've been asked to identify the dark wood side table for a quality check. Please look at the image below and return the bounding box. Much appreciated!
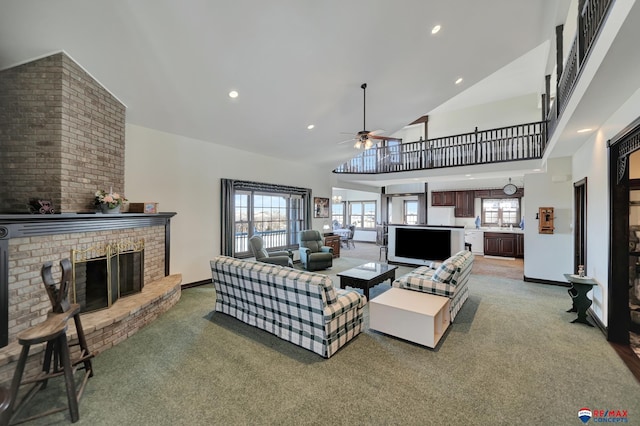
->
[564,273,597,326]
[323,234,341,258]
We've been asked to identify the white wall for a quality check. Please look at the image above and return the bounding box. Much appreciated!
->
[125,124,331,284]
[572,133,608,324]
[428,94,541,139]
[523,157,573,282]
[389,123,424,144]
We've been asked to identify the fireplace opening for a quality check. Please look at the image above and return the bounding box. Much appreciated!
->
[72,240,144,313]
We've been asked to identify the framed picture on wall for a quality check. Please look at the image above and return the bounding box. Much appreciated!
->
[313,197,330,218]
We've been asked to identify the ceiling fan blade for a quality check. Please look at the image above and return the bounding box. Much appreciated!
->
[337,137,356,145]
[369,134,402,141]
[369,129,385,136]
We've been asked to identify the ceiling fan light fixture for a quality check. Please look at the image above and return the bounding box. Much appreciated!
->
[354,140,362,149]
[364,138,374,149]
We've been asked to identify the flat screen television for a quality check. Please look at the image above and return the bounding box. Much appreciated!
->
[394,228,451,261]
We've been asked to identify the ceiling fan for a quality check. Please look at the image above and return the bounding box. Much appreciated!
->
[339,83,402,149]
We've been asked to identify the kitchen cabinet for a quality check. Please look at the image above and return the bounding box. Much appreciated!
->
[474,188,525,198]
[516,233,524,258]
[474,189,492,198]
[431,191,455,206]
[484,232,518,257]
[454,191,475,217]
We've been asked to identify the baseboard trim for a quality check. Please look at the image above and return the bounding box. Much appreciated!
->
[483,255,516,260]
[182,279,212,289]
[523,275,571,287]
[588,307,607,336]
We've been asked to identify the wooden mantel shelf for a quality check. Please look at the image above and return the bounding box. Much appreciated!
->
[0,212,177,239]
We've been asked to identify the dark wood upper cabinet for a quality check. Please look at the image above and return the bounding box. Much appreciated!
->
[431,191,455,206]
[454,191,475,217]
[432,187,524,218]
[474,189,492,198]
[474,188,524,198]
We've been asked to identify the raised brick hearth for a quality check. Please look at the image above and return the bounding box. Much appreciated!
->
[0,274,181,386]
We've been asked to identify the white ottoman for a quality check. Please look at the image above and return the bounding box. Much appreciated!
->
[369,287,451,348]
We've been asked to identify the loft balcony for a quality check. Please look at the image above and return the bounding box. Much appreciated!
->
[334,121,547,174]
[334,0,613,176]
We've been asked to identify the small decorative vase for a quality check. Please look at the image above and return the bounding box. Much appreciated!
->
[101,204,121,214]
[474,216,481,229]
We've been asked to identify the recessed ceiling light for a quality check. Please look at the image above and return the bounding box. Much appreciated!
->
[577,128,593,133]
[307,124,315,130]
[455,77,463,85]
[533,168,541,172]
[431,25,441,34]
[228,90,239,99]
[465,174,471,177]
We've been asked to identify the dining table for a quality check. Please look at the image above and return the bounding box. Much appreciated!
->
[333,228,351,238]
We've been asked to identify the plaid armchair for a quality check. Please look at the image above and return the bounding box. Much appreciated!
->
[392,250,474,322]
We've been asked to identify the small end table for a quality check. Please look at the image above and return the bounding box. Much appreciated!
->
[564,273,597,326]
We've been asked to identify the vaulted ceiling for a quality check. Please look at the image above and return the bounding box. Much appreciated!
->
[1,1,568,169]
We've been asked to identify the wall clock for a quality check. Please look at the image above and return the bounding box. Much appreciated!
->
[503,178,517,196]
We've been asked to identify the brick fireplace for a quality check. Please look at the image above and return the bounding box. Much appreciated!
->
[0,52,181,385]
[0,214,176,349]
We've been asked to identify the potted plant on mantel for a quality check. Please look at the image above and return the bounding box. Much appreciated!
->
[94,189,127,214]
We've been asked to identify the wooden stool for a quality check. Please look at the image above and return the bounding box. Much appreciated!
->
[2,259,94,425]
[5,316,78,424]
[41,259,94,382]
[4,306,93,425]
[0,387,10,426]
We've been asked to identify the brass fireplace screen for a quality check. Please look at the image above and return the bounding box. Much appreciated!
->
[71,239,144,312]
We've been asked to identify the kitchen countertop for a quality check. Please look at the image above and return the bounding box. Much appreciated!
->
[466,227,524,234]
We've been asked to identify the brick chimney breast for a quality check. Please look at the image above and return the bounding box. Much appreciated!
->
[0,52,126,213]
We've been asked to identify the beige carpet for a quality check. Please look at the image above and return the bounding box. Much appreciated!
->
[19,271,640,425]
[341,241,524,280]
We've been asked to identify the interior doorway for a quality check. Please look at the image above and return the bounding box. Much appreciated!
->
[573,178,587,273]
[628,158,640,358]
[608,118,640,348]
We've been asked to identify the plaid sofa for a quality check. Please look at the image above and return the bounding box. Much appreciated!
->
[210,256,366,358]
[392,250,474,322]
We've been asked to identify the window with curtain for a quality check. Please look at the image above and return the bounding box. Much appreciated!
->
[221,179,311,257]
[348,201,377,229]
[403,200,418,224]
[481,198,520,227]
